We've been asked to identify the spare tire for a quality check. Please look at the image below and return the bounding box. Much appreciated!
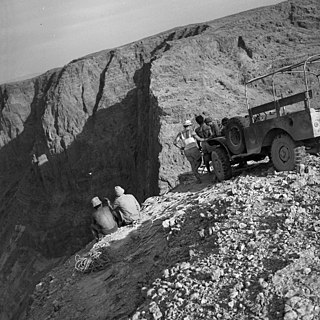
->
[225,117,248,155]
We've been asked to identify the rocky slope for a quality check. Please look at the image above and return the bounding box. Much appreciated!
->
[25,156,320,320]
[1,0,320,319]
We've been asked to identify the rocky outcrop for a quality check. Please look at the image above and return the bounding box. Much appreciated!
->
[25,156,320,320]
[1,0,320,319]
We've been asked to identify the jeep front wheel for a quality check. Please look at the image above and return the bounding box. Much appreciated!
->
[211,148,232,181]
[271,133,301,171]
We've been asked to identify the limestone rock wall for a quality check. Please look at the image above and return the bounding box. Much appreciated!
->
[0,0,320,319]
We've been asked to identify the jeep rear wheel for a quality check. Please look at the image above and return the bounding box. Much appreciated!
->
[225,117,248,155]
[211,148,232,181]
[271,133,302,171]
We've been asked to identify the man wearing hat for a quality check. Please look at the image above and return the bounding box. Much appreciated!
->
[173,119,206,183]
[90,196,118,241]
[106,186,141,226]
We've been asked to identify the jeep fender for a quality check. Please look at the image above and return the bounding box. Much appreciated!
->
[262,128,294,148]
[206,137,232,158]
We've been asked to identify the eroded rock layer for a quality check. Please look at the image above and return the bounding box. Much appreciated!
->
[0,0,320,319]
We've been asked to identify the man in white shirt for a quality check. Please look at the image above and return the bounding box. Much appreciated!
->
[106,186,141,226]
[174,119,206,183]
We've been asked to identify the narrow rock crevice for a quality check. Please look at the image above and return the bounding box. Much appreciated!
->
[238,36,253,59]
[81,85,88,114]
[92,50,115,116]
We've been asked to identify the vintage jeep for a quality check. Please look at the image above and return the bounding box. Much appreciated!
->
[207,54,320,181]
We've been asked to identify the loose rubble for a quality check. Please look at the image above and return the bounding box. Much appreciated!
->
[131,157,320,320]
[26,155,320,320]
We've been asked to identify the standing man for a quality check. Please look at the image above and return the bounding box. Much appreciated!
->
[195,115,213,174]
[174,119,206,183]
[90,196,118,241]
[195,115,212,139]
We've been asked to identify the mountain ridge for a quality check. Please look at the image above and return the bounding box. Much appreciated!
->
[1,0,320,319]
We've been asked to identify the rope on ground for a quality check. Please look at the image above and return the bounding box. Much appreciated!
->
[74,248,104,273]
[74,222,143,273]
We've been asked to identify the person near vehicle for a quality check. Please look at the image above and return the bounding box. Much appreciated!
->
[220,117,229,136]
[174,119,206,183]
[90,196,118,241]
[106,186,141,226]
[195,115,212,150]
[194,115,215,174]
[204,117,221,138]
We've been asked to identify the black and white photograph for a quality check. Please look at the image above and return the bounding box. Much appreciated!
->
[1,0,320,319]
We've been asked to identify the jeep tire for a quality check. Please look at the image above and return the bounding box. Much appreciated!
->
[225,117,248,155]
[271,133,302,171]
[211,147,232,181]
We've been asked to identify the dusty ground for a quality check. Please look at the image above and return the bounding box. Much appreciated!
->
[25,155,320,320]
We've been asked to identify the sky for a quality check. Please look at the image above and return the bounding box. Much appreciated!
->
[0,0,283,84]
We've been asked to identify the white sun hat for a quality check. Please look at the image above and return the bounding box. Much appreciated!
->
[183,119,192,127]
[91,196,102,207]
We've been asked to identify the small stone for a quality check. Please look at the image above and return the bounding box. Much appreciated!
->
[258,278,268,289]
[302,267,311,275]
[52,300,61,312]
[296,305,309,316]
[284,304,292,312]
[190,292,200,300]
[132,311,141,320]
[287,296,302,307]
[162,219,170,229]
[35,282,44,292]
[285,290,297,299]
[147,288,155,297]
[175,282,183,289]
[149,301,162,320]
[229,291,238,299]
[189,249,196,258]
[284,310,298,320]
[180,262,190,270]
[198,229,205,238]
[163,269,170,278]
[177,297,184,304]
[158,288,166,296]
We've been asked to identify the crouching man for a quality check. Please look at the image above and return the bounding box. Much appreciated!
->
[90,196,118,241]
[110,186,141,227]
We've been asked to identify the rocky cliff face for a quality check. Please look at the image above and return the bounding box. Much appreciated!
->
[0,0,320,319]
